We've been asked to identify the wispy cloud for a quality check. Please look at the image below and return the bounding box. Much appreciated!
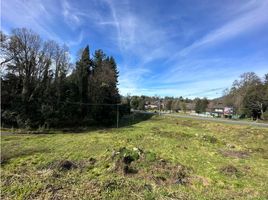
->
[169,1,268,60]
[62,0,81,27]
[2,0,62,42]
[61,0,86,28]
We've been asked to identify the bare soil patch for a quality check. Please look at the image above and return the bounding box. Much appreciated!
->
[219,149,250,158]
[220,165,240,177]
[110,147,193,185]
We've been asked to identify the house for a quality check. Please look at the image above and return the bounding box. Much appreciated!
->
[145,104,158,109]
[210,105,234,118]
[210,104,225,117]
[145,101,161,110]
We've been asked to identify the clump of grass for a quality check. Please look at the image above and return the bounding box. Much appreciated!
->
[220,164,241,177]
[145,151,157,162]
[202,135,218,143]
[151,127,193,140]
[111,147,141,174]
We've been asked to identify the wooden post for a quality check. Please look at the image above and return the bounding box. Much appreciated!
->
[117,104,119,128]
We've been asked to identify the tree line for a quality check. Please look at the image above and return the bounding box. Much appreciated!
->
[128,72,268,120]
[129,95,208,114]
[1,28,129,128]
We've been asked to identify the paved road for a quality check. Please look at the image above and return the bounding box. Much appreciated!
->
[134,110,268,128]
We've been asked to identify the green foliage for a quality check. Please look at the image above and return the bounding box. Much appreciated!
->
[1,28,121,128]
[194,98,208,113]
[145,151,157,162]
[180,102,187,113]
[130,96,139,110]
[138,97,146,110]
[224,72,268,119]
[263,111,268,121]
[130,96,145,110]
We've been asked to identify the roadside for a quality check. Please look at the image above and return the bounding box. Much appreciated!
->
[134,110,268,128]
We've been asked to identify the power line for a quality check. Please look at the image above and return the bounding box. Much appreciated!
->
[59,101,121,106]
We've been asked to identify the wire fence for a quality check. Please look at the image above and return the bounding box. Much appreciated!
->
[58,101,123,128]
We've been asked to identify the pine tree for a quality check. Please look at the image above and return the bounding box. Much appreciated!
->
[91,50,120,124]
[75,46,92,117]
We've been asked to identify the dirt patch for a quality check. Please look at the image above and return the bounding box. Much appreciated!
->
[110,147,192,185]
[111,147,140,175]
[27,183,64,199]
[88,157,97,164]
[42,157,97,172]
[226,144,236,149]
[176,120,201,128]
[108,146,195,187]
[148,160,192,185]
[247,147,266,154]
[58,160,77,171]
[103,180,122,192]
[220,165,240,177]
[189,175,211,186]
[45,184,63,194]
[219,149,249,158]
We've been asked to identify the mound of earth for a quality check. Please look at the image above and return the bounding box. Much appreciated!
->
[110,147,192,185]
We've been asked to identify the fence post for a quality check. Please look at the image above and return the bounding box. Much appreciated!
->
[117,104,119,128]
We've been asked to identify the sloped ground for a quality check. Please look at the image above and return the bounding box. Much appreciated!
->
[1,115,268,199]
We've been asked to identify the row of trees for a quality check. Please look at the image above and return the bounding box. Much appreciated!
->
[128,72,268,120]
[129,95,209,114]
[1,28,125,128]
[194,98,209,114]
[129,96,193,113]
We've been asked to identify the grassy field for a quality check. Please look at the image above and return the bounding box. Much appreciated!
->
[1,114,268,199]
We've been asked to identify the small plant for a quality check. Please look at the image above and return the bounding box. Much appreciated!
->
[202,135,217,143]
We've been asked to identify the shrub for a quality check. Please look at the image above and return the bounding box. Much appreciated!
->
[263,111,268,121]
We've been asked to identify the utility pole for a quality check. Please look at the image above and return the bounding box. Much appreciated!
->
[116,104,119,128]
[159,99,161,116]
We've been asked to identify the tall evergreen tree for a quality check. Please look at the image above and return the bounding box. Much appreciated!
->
[91,50,120,124]
[74,46,92,117]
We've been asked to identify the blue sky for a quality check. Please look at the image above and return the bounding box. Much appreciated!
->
[1,0,268,98]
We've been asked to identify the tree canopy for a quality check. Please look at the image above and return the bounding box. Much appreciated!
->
[1,28,121,128]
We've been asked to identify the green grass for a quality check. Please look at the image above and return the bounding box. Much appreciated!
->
[1,114,268,199]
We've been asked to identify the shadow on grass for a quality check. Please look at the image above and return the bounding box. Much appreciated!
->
[118,112,154,128]
[56,112,154,133]
[1,146,50,165]
[1,112,154,134]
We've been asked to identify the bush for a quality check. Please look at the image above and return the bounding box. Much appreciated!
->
[263,111,268,121]
[1,110,18,127]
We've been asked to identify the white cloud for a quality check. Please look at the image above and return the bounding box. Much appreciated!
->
[2,0,63,42]
[61,0,83,28]
[171,1,268,59]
